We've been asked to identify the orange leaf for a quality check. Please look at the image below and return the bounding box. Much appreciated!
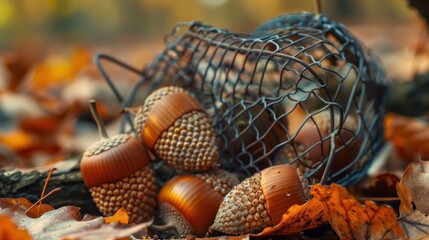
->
[104,207,129,224]
[384,113,429,160]
[311,184,405,240]
[254,195,326,236]
[26,48,90,91]
[0,216,32,240]
[0,198,54,218]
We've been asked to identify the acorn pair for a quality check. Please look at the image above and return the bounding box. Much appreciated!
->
[80,86,219,224]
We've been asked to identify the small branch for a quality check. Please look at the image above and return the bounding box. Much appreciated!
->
[26,188,62,214]
[38,168,57,216]
[89,100,109,139]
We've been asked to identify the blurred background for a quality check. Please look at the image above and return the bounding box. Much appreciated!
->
[0,0,424,79]
[0,0,428,168]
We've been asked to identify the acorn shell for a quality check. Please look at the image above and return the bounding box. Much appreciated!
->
[157,170,239,237]
[80,134,157,223]
[209,164,308,235]
[292,110,359,178]
[138,86,219,172]
[219,103,288,173]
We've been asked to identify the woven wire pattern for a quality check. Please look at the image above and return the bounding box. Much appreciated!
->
[115,13,387,185]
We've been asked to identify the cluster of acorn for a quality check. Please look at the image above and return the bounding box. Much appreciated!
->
[80,86,310,237]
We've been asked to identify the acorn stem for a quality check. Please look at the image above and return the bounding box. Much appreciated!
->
[151,222,179,235]
[89,100,109,139]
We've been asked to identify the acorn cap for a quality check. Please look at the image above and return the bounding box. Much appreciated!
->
[158,174,225,237]
[210,164,308,235]
[81,134,150,187]
[139,86,219,172]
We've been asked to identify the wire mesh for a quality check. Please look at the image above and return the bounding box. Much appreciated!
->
[96,13,388,185]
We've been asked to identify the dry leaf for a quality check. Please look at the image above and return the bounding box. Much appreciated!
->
[0,205,146,240]
[254,194,326,236]
[384,113,429,160]
[0,197,54,218]
[25,48,90,91]
[60,222,151,240]
[0,216,32,240]
[255,184,404,239]
[311,184,404,240]
[104,207,129,224]
[395,160,429,238]
[397,160,429,215]
[398,210,429,239]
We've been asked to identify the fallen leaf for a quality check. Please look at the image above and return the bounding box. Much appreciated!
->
[397,210,429,239]
[255,184,404,239]
[254,194,326,236]
[384,113,429,160]
[0,197,54,218]
[395,159,429,238]
[25,48,91,91]
[105,207,129,224]
[397,160,429,215]
[311,184,404,240]
[60,222,151,240]
[0,216,32,240]
[0,205,146,240]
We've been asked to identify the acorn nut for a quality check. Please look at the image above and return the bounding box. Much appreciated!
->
[280,109,360,181]
[153,169,239,237]
[209,164,309,235]
[135,86,219,172]
[80,100,157,224]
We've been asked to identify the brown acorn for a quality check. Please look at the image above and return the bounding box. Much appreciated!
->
[135,86,219,172]
[80,100,157,223]
[279,109,360,180]
[209,164,309,235]
[219,103,288,174]
[153,169,239,237]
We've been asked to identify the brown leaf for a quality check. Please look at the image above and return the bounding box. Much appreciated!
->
[0,205,148,240]
[0,197,54,218]
[311,184,405,240]
[254,194,326,236]
[384,113,429,160]
[0,216,32,240]
[397,160,429,215]
[104,207,129,224]
[396,160,429,238]
[398,210,429,239]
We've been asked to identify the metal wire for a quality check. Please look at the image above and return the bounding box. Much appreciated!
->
[95,13,388,185]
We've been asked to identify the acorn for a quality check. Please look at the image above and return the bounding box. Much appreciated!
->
[219,102,288,174]
[135,86,219,172]
[209,164,309,235]
[80,100,157,223]
[153,169,239,237]
[277,109,360,181]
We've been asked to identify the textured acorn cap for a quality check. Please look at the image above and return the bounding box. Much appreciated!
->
[210,164,308,235]
[80,134,150,187]
[139,86,219,172]
[196,169,240,196]
[89,165,158,223]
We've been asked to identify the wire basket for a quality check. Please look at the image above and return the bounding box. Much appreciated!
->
[96,13,388,185]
